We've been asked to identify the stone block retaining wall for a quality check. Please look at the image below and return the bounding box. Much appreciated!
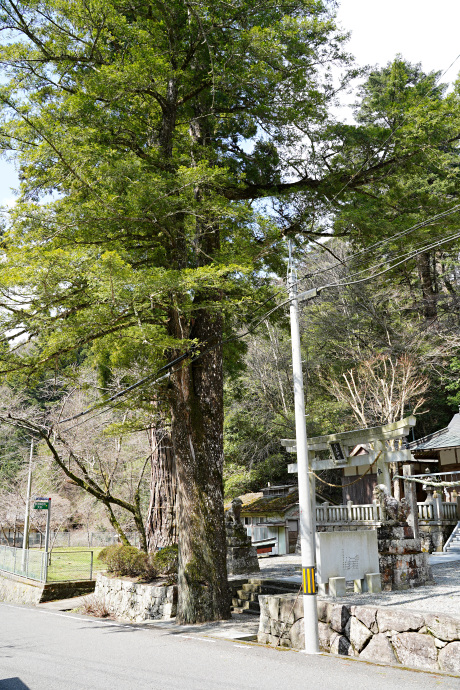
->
[95,573,177,622]
[258,594,460,675]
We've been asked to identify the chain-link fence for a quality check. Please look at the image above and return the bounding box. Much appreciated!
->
[0,545,106,582]
[46,550,97,582]
[0,530,140,549]
[51,531,141,548]
[0,544,47,581]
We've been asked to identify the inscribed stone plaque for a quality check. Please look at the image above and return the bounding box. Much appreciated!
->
[316,530,379,584]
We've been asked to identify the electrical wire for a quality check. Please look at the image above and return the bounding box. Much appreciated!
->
[57,222,460,429]
[283,50,460,291]
[291,203,460,291]
[30,52,460,431]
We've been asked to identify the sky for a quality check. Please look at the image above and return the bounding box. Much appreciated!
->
[0,0,459,204]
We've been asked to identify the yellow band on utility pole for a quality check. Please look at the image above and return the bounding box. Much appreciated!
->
[302,567,316,595]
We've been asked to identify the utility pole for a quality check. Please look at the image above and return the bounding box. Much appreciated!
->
[44,498,51,582]
[287,246,319,655]
[21,439,34,570]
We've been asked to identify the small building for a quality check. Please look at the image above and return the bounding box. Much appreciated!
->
[236,485,300,556]
[406,408,460,501]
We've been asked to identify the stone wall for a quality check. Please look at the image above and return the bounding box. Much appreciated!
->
[377,523,433,590]
[95,573,177,622]
[0,571,44,605]
[419,522,455,553]
[258,594,460,675]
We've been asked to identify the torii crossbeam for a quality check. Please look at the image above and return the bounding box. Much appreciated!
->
[281,416,417,492]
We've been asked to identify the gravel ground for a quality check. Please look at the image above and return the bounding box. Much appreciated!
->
[249,553,460,616]
[150,553,460,639]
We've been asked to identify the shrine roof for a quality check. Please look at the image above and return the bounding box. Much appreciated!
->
[407,412,460,451]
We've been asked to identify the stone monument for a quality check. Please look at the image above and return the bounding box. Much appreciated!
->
[373,485,434,590]
[226,498,260,576]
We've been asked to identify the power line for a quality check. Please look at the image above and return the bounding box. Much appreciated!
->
[284,50,460,290]
[57,224,460,429]
[292,203,460,291]
[32,54,460,431]
[320,227,460,291]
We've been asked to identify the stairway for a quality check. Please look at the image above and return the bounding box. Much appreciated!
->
[230,578,300,615]
[444,521,460,553]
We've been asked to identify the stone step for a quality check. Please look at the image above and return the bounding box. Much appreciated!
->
[239,599,260,612]
[257,584,300,596]
[236,590,259,602]
[248,578,300,589]
[231,596,260,611]
[232,606,260,616]
[241,583,263,593]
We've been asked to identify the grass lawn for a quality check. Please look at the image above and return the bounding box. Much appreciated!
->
[34,546,107,582]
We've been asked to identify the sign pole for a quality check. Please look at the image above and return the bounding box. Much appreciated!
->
[287,251,319,655]
[44,498,51,582]
[21,439,34,570]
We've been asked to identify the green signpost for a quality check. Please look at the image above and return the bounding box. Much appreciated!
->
[33,498,50,510]
[33,497,51,581]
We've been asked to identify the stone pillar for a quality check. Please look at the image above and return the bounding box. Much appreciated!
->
[377,522,433,590]
[226,521,260,576]
[403,463,419,539]
[375,441,391,494]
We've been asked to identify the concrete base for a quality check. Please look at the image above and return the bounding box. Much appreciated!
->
[0,570,95,604]
[329,577,346,597]
[365,572,382,593]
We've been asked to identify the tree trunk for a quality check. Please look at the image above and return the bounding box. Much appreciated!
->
[146,427,178,552]
[168,307,230,624]
[417,251,437,319]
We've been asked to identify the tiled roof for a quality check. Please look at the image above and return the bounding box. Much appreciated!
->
[407,412,460,451]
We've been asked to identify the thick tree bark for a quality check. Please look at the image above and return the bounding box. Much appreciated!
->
[417,251,437,319]
[146,426,177,552]
[168,307,230,624]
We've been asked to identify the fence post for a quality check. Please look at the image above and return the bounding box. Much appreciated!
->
[372,500,379,521]
[403,464,420,538]
[434,494,443,521]
[347,500,353,522]
[90,551,93,581]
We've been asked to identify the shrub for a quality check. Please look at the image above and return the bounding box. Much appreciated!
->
[97,545,158,581]
[151,544,178,578]
[80,593,111,618]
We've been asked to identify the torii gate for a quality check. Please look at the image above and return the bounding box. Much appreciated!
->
[281,415,417,495]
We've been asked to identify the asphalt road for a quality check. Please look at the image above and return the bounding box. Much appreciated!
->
[0,603,459,690]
